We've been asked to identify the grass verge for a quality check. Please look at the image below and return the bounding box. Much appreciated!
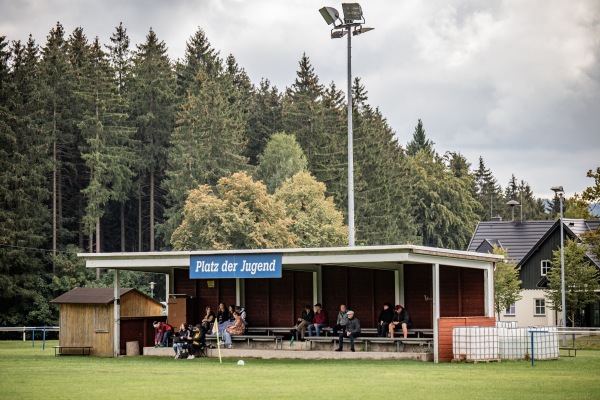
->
[1,340,599,399]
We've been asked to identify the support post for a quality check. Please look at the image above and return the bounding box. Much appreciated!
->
[559,198,566,346]
[433,263,440,363]
[113,269,120,358]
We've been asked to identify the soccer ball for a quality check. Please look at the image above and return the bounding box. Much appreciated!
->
[237,360,245,366]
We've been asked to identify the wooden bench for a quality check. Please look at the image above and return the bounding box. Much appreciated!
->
[559,347,577,357]
[53,346,92,356]
[305,336,433,352]
[205,335,283,350]
[320,327,433,338]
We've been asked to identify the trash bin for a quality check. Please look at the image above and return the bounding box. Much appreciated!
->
[126,341,140,356]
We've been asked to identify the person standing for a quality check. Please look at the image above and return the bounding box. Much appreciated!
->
[389,304,413,338]
[332,304,348,336]
[377,303,394,337]
[292,304,314,340]
[307,303,329,337]
[336,310,360,352]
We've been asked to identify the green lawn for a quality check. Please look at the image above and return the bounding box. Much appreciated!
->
[1,340,599,399]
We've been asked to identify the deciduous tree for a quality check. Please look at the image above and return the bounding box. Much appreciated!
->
[546,239,600,326]
[491,245,522,320]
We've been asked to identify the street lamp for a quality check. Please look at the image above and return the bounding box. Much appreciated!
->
[506,199,520,222]
[551,185,566,345]
[149,281,156,298]
[319,3,374,247]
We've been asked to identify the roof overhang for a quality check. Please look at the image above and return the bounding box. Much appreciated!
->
[78,245,503,274]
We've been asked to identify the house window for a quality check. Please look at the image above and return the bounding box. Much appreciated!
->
[541,260,551,276]
[95,305,110,332]
[534,299,546,316]
[505,303,516,316]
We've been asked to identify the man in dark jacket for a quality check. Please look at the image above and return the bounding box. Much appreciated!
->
[389,304,413,338]
[377,303,394,337]
[336,310,360,352]
[293,304,314,340]
[307,303,329,337]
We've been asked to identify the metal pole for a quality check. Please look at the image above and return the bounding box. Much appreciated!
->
[347,25,355,247]
[559,194,566,346]
[114,269,121,357]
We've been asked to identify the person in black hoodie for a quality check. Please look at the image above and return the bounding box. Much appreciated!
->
[376,303,394,337]
[389,304,413,338]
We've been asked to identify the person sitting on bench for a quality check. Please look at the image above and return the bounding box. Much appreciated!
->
[201,306,216,332]
[307,303,329,337]
[332,304,349,336]
[389,304,412,339]
[292,303,314,341]
[377,303,394,337]
[336,310,360,352]
[173,323,191,359]
[222,311,246,349]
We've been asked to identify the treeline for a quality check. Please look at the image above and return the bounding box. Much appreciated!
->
[1,23,550,325]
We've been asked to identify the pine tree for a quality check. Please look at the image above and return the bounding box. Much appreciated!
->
[129,28,176,251]
[315,81,347,212]
[106,22,135,251]
[38,23,78,259]
[352,78,416,245]
[406,122,480,249]
[406,119,434,157]
[160,68,247,246]
[245,78,283,165]
[79,37,136,253]
[174,27,222,97]
[474,156,504,220]
[282,53,324,167]
[0,36,53,325]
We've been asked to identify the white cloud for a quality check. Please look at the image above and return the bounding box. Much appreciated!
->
[1,0,598,198]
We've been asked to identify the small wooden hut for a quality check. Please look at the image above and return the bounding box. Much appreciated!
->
[51,287,164,357]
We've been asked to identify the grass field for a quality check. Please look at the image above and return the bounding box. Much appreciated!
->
[1,340,599,399]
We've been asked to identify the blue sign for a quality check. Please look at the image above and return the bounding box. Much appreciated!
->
[190,253,282,279]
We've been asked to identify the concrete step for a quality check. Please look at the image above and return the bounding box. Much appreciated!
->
[142,346,433,361]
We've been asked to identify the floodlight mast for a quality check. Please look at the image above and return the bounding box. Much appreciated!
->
[551,185,566,346]
[319,3,373,247]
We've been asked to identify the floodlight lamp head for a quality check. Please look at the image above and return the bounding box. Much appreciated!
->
[342,3,363,23]
[319,6,340,25]
[331,29,347,39]
[550,186,564,195]
[353,26,374,36]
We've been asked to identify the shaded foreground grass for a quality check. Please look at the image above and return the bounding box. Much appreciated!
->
[1,341,599,399]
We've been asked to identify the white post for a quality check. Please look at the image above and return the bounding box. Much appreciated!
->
[113,269,120,358]
[433,263,440,363]
[559,195,566,346]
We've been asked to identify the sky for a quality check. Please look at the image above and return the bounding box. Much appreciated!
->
[2,0,599,199]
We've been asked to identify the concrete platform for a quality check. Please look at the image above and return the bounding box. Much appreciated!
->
[142,343,433,361]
